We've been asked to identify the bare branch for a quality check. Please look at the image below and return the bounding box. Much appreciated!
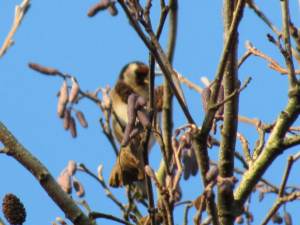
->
[0,122,92,225]
[0,0,30,58]
[89,212,134,225]
[280,0,297,87]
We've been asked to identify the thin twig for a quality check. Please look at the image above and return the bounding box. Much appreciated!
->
[246,0,280,35]
[252,125,266,160]
[237,132,252,164]
[0,0,30,57]
[89,212,134,225]
[209,77,251,111]
[183,203,193,225]
[258,151,300,225]
[260,192,300,225]
[280,0,297,87]
[77,164,126,212]
[175,71,203,94]
[278,156,293,197]
[238,50,252,68]
[245,42,300,75]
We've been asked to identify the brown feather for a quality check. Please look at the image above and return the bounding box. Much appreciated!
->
[114,80,136,103]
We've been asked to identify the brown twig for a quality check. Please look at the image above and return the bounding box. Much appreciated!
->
[254,153,300,225]
[0,0,30,58]
[183,202,193,225]
[89,212,134,225]
[252,125,266,160]
[245,42,300,75]
[246,0,280,35]
[77,164,126,212]
[175,71,204,94]
[260,192,300,225]
[99,118,119,156]
[209,77,251,112]
[280,0,297,87]
[278,156,293,197]
[238,49,252,68]
[237,132,252,164]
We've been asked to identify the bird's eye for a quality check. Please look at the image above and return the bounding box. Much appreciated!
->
[136,71,147,78]
[135,72,148,85]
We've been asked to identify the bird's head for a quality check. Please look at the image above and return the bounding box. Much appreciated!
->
[118,61,149,87]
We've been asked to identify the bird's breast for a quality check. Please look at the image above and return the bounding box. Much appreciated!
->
[110,89,129,125]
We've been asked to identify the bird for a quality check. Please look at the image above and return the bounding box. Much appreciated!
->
[108,61,163,190]
[110,61,150,143]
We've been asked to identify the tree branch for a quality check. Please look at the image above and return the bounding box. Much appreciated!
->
[234,84,300,212]
[280,0,297,88]
[89,212,134,225]
[0,122,92,225]
[0,0,30,58]
[217,1,240,224]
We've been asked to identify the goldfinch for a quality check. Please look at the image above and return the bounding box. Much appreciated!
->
[109,61,162,189]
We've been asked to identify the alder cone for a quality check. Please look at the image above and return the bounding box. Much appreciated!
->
[63,108,71,130]
[28,63,59,75]
[57,170,72,194]
[137,109,150,128]
[69,117,77,138]
[284,212,292,225]
[69,79,80,103]
[75,111,88,128]
[87,0,110,17]
[2,193,26,225]
[108,3,118,16]
[121,94,138,146]
[67,160,77,176]
[272,213,283,224]
[57,81,69,118]
[73,179,85,197]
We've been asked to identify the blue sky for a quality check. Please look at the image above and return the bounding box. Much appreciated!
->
[1,0,300,224]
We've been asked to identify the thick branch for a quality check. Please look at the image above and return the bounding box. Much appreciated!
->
[161,0,178,183]
[234,85,300,211]
[217,1,240,225]
[0,122,92,225]
[191,1,245,224]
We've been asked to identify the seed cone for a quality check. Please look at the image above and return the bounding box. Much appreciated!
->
[75,111,88,128]
[57,81,69,118]
[69,79,80,103]
[28,63,59,75]
[2,193,26,225]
